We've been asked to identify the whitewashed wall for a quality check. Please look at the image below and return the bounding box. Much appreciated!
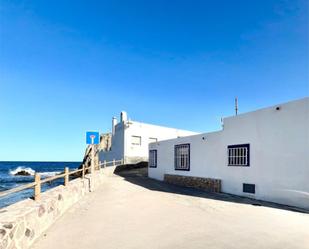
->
[99,118,198,164]
[149,97,309,209]
[99,122,125,163]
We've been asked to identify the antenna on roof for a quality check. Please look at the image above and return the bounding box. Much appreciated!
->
[235,97,238,116]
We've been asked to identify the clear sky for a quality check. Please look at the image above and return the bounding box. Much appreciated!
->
[0,0,308,161]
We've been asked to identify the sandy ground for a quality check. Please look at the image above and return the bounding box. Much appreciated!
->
[32,173,309,249]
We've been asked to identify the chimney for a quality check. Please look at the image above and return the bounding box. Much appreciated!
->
[235,97,238,116]
[112,117,117,136]
[120,111,128,122]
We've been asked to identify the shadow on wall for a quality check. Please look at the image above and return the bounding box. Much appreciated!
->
[114,167,309,214]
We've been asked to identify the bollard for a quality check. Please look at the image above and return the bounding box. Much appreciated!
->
[34,173,41,201]
[64,167,69,186]
[104,160,106,168]
[113,159,115,167]
[82,164,85,178]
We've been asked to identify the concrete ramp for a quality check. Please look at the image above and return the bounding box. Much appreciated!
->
[32,174,309,249]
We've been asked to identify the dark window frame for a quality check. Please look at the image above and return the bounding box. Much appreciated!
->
[243,183,255,194]
[149,150,157,168]
[149,137,158,143]
[227,143,250,167]
[174,143,190,171]
[131,135,142,146]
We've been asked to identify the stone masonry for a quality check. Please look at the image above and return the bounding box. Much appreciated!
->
[0,167,116,249]
[164,174,221,193]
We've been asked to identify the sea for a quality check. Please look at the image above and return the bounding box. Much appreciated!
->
[0,161,81,209]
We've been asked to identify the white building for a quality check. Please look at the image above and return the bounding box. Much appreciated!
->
[148,97,309,210]
[98,111,198,165]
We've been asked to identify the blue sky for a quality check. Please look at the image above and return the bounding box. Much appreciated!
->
[0,0,308,161]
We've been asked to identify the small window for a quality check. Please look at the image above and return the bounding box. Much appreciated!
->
[228,144,250,166]
[149,150,157,168]
[174,144,190,171]
[131,136,141,145]
[243,183,255,194]
[149,137,158,143]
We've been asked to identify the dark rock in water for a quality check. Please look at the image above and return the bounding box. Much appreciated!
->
[14,170,31,176]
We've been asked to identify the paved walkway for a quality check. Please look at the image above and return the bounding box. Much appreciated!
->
[32,173,309,249]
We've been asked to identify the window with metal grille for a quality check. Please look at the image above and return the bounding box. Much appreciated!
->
[131,136,141,145]
[174,144,190,171]
[149,150,157,168]
[228,144,250,166]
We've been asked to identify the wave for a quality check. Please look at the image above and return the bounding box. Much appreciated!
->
[40,171,61,177]
[9,167,60,178]
[9,166,35,176]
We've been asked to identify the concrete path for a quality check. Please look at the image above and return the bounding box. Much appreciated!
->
[32,174,309,249]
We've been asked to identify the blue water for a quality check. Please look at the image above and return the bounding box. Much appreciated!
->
[0,161,81,209]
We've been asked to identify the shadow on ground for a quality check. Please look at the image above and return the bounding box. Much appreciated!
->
[114,165,309,214]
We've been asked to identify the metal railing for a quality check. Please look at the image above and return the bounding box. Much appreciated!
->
[0,159,124,201]
[98,159,123,167]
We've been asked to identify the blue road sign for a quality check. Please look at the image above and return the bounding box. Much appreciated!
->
[86,131,100,145]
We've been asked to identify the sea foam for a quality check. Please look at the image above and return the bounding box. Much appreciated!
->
[9,166,35,176]
[9,167,60,177]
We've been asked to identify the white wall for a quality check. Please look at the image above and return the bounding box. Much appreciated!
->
[99,116,198,164]
[123,121,198,164]
[99,122,125,163]
[149,97,309,209]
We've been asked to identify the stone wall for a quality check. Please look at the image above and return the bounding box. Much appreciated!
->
[0,167,116,249]
[164,174,221,193]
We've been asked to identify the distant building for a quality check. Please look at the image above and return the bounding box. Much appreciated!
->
[148,97,309,210]
[98,111,198,165]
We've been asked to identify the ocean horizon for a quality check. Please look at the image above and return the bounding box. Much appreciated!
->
[0,161,81,208]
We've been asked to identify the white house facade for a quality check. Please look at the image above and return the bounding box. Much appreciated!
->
[148,97,309,210]
[98,112,198,165]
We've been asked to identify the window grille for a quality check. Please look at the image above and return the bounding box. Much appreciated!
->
[174,144,190,170]
[149,150,157,168]
[131,136,141,145]
[228,144,250,166]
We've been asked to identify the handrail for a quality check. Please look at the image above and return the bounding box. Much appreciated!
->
[39,167,90,184]
[98,159,123,167]
[0,159,123,201]
[0,182,36,198]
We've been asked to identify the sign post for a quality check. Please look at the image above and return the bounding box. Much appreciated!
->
[86,131,100,192]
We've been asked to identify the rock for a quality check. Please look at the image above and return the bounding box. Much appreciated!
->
[0,229,6,239]
[38,205,45,217]
[3,223,13,230]
[24,227,35,239]
[25,228,30,237]
[0,237,8,249]
[164,174,221,193]
[13,170,31,176]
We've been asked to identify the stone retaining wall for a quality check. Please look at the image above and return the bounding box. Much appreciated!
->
[164,174,221,192]
[0,167,116,249]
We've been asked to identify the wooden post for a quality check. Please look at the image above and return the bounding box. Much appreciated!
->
[34,173,41,201]
[82,164,85,179]
[64,167,69,186]
[91,145,95,174]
